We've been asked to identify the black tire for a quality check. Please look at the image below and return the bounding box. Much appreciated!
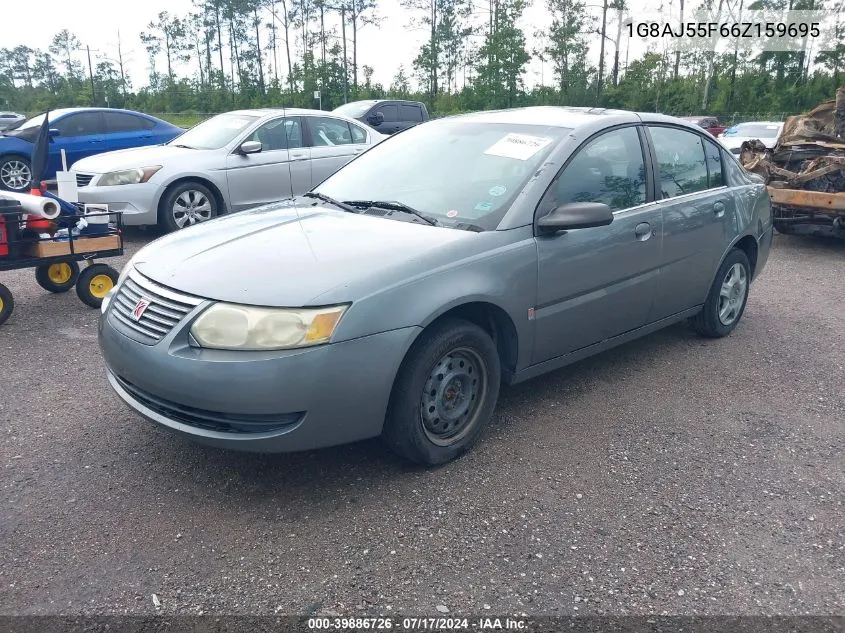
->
[689,248,752,338]
[75,264,119,308]
[0,283,13,325]
[159,181,218,233]
[0,154,32,192]
[382,318,501,466]
[773,221,795,235]
[35,261,80,293]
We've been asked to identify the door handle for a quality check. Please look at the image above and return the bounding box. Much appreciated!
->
[713,201,726,217]
[290,152,307,161]
[635,222,652,241]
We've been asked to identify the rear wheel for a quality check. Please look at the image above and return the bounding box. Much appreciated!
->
[0,283,13,325]
[689,248,751,338]
[35,261,80,293]
[76,264,118,308]
[159,182,218,233]
[382,318,501,466]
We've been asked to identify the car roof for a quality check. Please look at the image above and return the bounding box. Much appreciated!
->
[427,106,715,137]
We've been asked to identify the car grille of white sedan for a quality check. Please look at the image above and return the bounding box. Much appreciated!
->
[75,172,96,188]
[110,271,203,344]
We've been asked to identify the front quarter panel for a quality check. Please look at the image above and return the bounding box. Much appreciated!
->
[327,225,539,371]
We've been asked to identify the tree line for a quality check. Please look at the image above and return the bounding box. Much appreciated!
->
[0,0,842,122]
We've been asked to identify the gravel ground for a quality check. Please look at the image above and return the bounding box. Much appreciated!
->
[0,231,843,617]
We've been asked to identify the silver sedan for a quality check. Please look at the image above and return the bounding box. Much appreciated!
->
[0,112,26,131]
[71,108,386,232]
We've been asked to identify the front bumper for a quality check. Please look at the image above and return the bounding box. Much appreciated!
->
[99,297,421,452]
[77,182,163,226]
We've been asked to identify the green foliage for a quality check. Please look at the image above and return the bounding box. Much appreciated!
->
[0,0,841,125]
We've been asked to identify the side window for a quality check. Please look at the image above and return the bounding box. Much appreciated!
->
[377,104,398,122]
[540,126,647,215]
[246,117,303,151]
[54,112,104,136]
[703,138,724,187]
[103,112,146,133]
[349,123,367,144]
[308,116,353,147]
[399,104,423,122]
[649,126,709,198]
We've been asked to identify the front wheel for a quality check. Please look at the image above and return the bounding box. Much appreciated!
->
[382,318,501,466]
[689,248,751,338]
[159,182,218,233]
[0,155,32,192]
[76,264,119,308]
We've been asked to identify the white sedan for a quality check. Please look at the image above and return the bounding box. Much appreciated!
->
[717,121,783,155]
[70,108,387,232]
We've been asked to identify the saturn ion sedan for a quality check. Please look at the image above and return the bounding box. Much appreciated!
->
[98,106,773,466]
[71,108,385,232]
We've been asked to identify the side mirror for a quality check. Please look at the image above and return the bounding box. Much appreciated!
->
[48,128,60,137]
[537,202,614,235]
[368,111,385,126]
[239,140,262,155]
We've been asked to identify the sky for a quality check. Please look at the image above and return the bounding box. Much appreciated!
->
[1,0,676,96]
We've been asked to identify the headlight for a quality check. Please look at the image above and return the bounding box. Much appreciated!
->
[190,303,349,350]
[98,166,162,187]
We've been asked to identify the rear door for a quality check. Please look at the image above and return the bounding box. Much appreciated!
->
[645,124,739,318]
[305,115,365,188]
[398,103,424,132]
[103,111,156,152]
[50,111,107,172]
[225,116,306,211]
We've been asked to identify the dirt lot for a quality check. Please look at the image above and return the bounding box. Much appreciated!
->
[0,231,843,617]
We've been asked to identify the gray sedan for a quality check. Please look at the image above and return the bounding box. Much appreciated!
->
[98,106,774,465]
[71,108,385,232]
[0,112,25,131]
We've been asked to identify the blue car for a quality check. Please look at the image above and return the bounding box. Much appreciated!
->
[0,108,183,192]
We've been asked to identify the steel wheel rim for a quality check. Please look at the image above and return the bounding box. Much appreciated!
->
[48,263,73,284]
[1,160,31,190]
[420,346,487,447]
[718,262,748,326]
[88,274,114,299]
[172,190,213,228]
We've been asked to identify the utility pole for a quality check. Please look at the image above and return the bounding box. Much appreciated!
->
[612,6,623,87]
[86,45,96,106]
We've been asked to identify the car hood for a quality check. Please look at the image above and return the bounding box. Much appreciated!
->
[71,144,205,173]
[134,201,477,306]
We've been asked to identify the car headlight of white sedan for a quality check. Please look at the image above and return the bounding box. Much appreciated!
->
[98,166,162,187]
[190,304,349,350]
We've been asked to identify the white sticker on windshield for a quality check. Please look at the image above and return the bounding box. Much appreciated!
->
[483,133,553,161]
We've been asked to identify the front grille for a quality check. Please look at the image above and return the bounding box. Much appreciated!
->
[110,270,204,344]
[75,172,95,188]
[113,373,303,434]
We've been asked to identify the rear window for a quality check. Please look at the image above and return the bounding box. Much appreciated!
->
[731,123,781,138]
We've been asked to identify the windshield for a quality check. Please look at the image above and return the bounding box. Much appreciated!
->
[168,113,260,149]
[314,121,568,230]
[332,102,377,118]
[730,123,782,138]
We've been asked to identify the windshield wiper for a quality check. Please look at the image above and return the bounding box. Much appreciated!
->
[171,143,195,149]
[302,191,357,213]
[344,200,439,226]
[453,222,486,232]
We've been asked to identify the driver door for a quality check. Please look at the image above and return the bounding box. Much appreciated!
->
[532,125,663,364]
[225,116,307,211]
